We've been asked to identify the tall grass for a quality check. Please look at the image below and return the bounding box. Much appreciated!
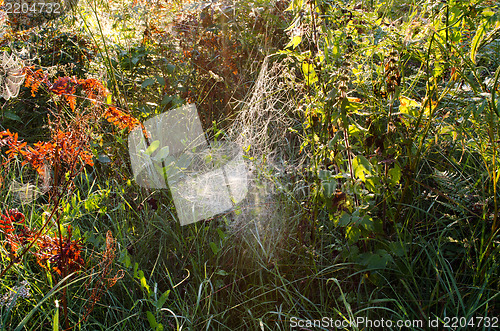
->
[0,0,498,329]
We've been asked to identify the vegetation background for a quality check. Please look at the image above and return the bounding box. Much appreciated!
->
[0,0,499,329]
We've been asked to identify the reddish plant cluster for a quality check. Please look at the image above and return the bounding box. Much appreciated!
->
[35,226,84,276]
[24,68,109,111]
[104,106,141,132]
[2,68,143,179]
[49,76,80,110]
[0,209,84,275]
[0,128,94,176]
[0,209,31,254]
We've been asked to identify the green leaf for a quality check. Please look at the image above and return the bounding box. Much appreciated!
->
[358,215,375,231]
[286,35,302,49]
[155,75,166,86]
[120,250,132,268]
[388,241,406,257]
[216,269,229,276]
[331,43,340,59]
[209,242,220,255]
[156,290,170,310]
[138,270,151,297]
[216,228,227,240]
[3,110,21,121]
[141,78,156,88]
[161,95,173,105]
[344,98,364,113]
[145,140,160,156]
[346,225,361,243]
[147,311,158,329]
[399,96,420,118]
[388,164,401,185]
[166,64,176,74]
[353,155,373,182]
[358,249,393,269]
[365,176,381,193]
[285,0,304,12]
[151,146,169,162]
[98,154,111,164]
[470,20,487,64]
[318,169,332,180]
[337,212,351,227]
[53,301,59,331]
[133,262,139,278]
[321,178,336,198]
[301,61,318,84]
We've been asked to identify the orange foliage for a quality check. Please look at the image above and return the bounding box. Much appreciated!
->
[35,226,84,275]
[24,129,94,175]
[50,76,79,110]
[0,129,27,160]
[24,68,109,111]
[49,77,109,111]
[0,209,32,254]
[0,209,24,235]
[23,67,49,97]
[78,78,109,101]
[0,208,85,275]
[4,71,140,178]
[22,68,138,133]
[0,128,94,176]
[104,106,141,132]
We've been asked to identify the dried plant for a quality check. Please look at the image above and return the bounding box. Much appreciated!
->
[0,209,31,257]
[34,226,84,276]
[79,231,124,324]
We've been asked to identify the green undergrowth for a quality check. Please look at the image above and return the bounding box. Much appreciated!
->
[0,0,499,330]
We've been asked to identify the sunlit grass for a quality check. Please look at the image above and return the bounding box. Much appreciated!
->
[0,0,498,329]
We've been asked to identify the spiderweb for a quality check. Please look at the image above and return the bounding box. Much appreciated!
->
[126,56,305,238]
[229,56,302,168]
[226,56,306,261]
[0,50,25,100]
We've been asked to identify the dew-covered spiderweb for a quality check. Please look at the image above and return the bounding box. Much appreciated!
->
[225,56,307,261]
